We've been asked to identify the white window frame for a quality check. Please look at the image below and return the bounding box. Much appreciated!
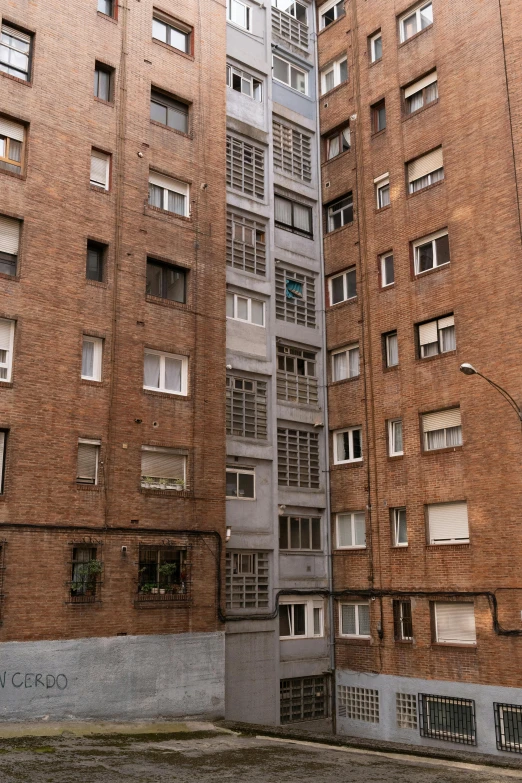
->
[413,229,449,275]
[374,172,390,209]
[388,418,403,456]
[319,0,345,29]
[272,55,308,95]
[226,467,255,500]
[331,343,359,382]
[226,63,262,101]
[426,501,469,545]
[226,291,265,326]
[148,173,190,217]
[227,0,252,30]
[333,426,363,464]
[329,267,356,305]
[336,511,366,549]
[143,349,188,396]
[339,602,370,638]
[0,318,15,383]
[81,336,103,382]
[399,1,433,43]
[279,597,324,639]
[369,31,382,62]
[272,0,308,25]
[422,409,462,452]
[77,438,100,486]
[433,602,476,646]
[320,57,348,95]
[392,507,408,547]
[90,150,110,190]
[418,315,456,358]
[385,331,399,367]
[380,252,394,287]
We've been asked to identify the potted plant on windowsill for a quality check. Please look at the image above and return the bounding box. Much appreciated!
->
[158,562,179,593]
[72,559,102,597]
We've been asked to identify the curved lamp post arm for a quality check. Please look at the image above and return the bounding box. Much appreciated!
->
[460,364,522,422]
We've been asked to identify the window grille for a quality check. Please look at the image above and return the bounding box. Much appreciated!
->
[277,428,320,489]
[68,546,102,604]
[280,677,327,723]
[226,136,265,199]
[271,6,309,49]
[494,703,522,753]
[419,694,476,745]
[273,120,312,182]
[338,685,379,723]
[393,600,413,641]
[136,545,189,603]
[276,344,318,405]
[396,693,418,729]
[226,551,269,609]
[275,266,316,327]
[226,212,266,276]
[226,375,267,440]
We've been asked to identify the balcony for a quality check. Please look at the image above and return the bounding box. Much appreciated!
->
[272,7,309,50]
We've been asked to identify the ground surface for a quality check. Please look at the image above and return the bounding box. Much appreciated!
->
[0,726,519,783]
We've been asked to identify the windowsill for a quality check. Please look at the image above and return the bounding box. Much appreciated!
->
[371,128,386,140]
[274,223,313,240]
[277,398,321,411]
[317,12,346,36]
[331,461,364,471]
[94,96,114,107]
[75,484,103,492]
[368,56,383,68]
[0,168,24,182]
[337,636,371,645]
[134,596,190,609]
[321,80,349,102]
[146,205,192,223]
[418,349,457,364]
[227,496,256,502]
[0,71,31,87]
[0,382,13,390]
[327,296,357,311]
[414,263,450,280]
[90,184,110,195]
[0,272,19,283]
[150,120,192,141]
[325,221,354,239]
[427,542,470,551]
[432,642,477,650]
[80,379,104,387]
[375,204,391,215]
[152,38,195,61]
[145,294,189,311]
[402,98,439,122]
[280,549,323,555]
[97,10,118,23]
[383,364,399,373]
[140,487,191,498]
[395,639,413,645]
[86,278,108,289]
[391,544,409,550]
[322,148,351,167]
[422,446,463,456]
[329,374,360,388]
[398,23,433,49]
[387,454,404,461]
[273,79,311,100]
[67,599,101,607]
[407,179,444,199]
[143,388,190,401]
[335,546,367,553]
[380,283,395,291]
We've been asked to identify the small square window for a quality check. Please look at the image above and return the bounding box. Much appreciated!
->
[340,603,370,637]
[0,116,25,175]
[86,240,106,282]
[399,1,433,43]
[98,0,115,17]
[333,426,362,464]
[320,0,345,28]
[146,259,186,303]
[148,172,190,217]
[331,344,359,381]
[226,468,255,499]
[320,57,348,95]
[326,194,353,232]
[325,125,350,160]
[329,267,356,305]
[143,349,188,396]
[336,512,365,548]
[369,31,382,62]
[227,0,251,30]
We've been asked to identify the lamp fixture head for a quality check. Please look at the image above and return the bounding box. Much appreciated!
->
[460,363,477,376]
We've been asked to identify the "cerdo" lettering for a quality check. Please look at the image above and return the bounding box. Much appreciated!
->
[0,673,68,690]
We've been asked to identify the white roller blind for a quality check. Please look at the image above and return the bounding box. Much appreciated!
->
[141,447,186,480]
[408,147,443,183]
[422,408,461,433]
[435,603,476,643]
[438,315,454,330]
[0,117,24,142]
[341,604,356,635]
[1,24,31,43]
[77,442,99,481]
[90,151,109,188]
[404,71,437,99]
[427,501,469,544]
[419,320,438,346]
[0,215,20,255]
[149,171,187,195]
[0,319,13,352]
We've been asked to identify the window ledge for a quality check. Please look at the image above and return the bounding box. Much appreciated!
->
[371,128,386,140]
[321,80,349,101]
[143,388,191,401]
[0,382,13,390]
[427,542,470,551]
[0,272,19,283]
[407,179,445,199]
[394,639,413,645]
[150,120,193,141]
[140,487,192,498]
[368,57,383,68]
[327,296,358,311]
[414,263,450,281]
[80,379,104,388]
[387,454,404,461]
[86,279,108,289]
[398,23,433,49]
[375,204,391,215]
[402,98,439,122]
[380,283,395,291]
[146,205,192,223]
[391,545,409,551]
[317,12,346,36]
[90,185,110,195]
[422,446,463,456]
[0,168,24,182]
[97,10,118,23]
[331,461,364,471]
[66,600,102,607]
[75,484,103,492]
[383,364,398,373]
[328,375,360,388]
[274,223,313,240]
[334,547,367,554]
[337,636,371,645]
[325,221,354,239]
[94,97,114,108]
[321,148,351,168]
[152,39,195,61]
[432,642,477,650]
[417,350,457,364]
[0,72,31,87]
[280,549,323,555]
[145,294,189,311]
[134,597,191,609]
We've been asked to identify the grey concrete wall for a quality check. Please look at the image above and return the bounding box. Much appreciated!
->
[0,632,224,721]
[225,629,277,724]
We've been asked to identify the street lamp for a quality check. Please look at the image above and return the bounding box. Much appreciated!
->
[459,363,522,422]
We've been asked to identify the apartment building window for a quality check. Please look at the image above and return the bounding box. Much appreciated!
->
[494,704,522,753]
[144,349,188,396]
[385,331,399,367]
[90,150,110,190]
[226,551,269,609]
[274,195,312,236]
[227,212,266,276]
[86,240,106,282]
[408,147,444,193]
[272,119,311,183]
[433,603,476,646]
[0,431,6,493]
[150,89,189,134]
[321,57,348,95]
[152,12,191,53]
[418,315,455,358]
[375,173,390,208]
[320,0,345,28]
[226,467,255,499]
[419,693,476,745]
[146,259,186,303]
[226,375,267,439]
[340,602,370,637]
[227,0,251,30]
[0,24,32,81]
[369,31,382,62]
[94,62,113,102]
[0,116,24,174]
[427,501,469,545]
[275,267,316,327]
[148,172,190,217]
[76,439,100,485]
[393,600,413,641]
[392,507,407,546]
[338,686,379,722]
[332,345,359,381]
[396,693,418,729]
[380,253,394,287]
[0,215,20,276]
[422,408,462,451]
[226,135,264,199]
[69,546,102,603]
[272,55,307,95]
[326,125,350,160]
[400,1,433,43]
[272,0,307,24]
[388,418,403,455]
[280,677,328,723]
[141,446,187,490]
[98,0,115,17]
[227,64,262,101]
[326,194,353,232]
[279,516,321,551]
[336,511,365,549]
[277,428,320,488]
[277,344,318,405]
[81,336,102,381]
[371,100,386,133]
[137,546,188,600]
[404,71,438,114]
[279,599,323,639]
[333,426,362,464]
[413,230,450,274]
[329,267,356,305]
[226,291,265,326]
[0,317,14,382]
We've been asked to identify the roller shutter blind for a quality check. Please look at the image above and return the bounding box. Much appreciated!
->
[0,319,13,352]
[437,315,454,330]
[148,171,187,194]
[0,215,20,255]
[435,602,476,643]
[408,147,443,183]
[418,320,438,346]
[422,408,461,432]
[0,117,24,142]
[427,501,469,544]
[404,71,437,99]
[1,24,31,43]
[141,447,187,482]
[77,441,99,483]
[0,431,4,489]
[90,151,109,188]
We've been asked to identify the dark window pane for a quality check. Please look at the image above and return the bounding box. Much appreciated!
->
[226,471,237,497]
[98,0,114,15]
[294,604,306,635]
[150,100,167,124]
[311,519,321,550]
[238,472,254,498]
[418,241,434,272]
[146,261,163,297]
[352,428,362,459]
[331,275,345,304]
[384,255,394,284]
[346,269,357,299]
[436,234,450,266]
[146,260,186,302]
[300,520,310,549]
[290,517,300,549]
[279,517,289,550]
[167,106,188,133]
[86,244,104,282]
[0,252,16,276]
[279,605,291,636]
[165,266,186,302]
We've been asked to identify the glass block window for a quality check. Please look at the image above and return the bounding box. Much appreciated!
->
[396,693,418,729]
[419,694,476,745]
[280,676,327,724]
[277,428,320,488]
[226,375,267,439]
[226,135,265,199]
[338,685,379,723]
[275,266,316,327]
[276,344,318,405]
[226,551,269,609]
[227,211,266,276]
[272,119,312,183]
[495,703,522,753]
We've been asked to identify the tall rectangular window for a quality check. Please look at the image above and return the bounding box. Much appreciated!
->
[320,0,345,28]
[70,546,102,603]
[276,344,317,405]
[0,116,24,174]
[0,214,20,276]
[0,318,14,383]
[393,600,413,641]
[227,212,266,276]
[279,516,321,551]
[226,135,265,199]
[326,125,350,160]
[422,408,462,451]
[388,418,403,455]
[148,172,189,216]
[226,375,267,439]
[272,54,307,94]
[375,173,390,208]
[277,428,320,488]
[329,267,356,305]
[227,0,252,30]
[0,24,32,81]
[331,344,359,382]
[227,64,262,101]
[385,331,399,367]
[86,240,106,282]
[336,512,365,549]
[274,195,312,236]
[340,602,370,637]
[226,551,269,609]
[0,431,6,493]
[333,426,362,464]
[273,119,311,183]
[146,259,186,303]
[369,31,382,62]
[81,336,103,381]
[94,62,113,102]
[153,12,191,53]
[275,266,316,327]
[391,507,407,546]
[399,1,433,43]
[150,89,189,134]
[380,253,394,287]
[404,71,438,114]
[143,349,188,396]
[326,194,353,232]
[141,446,188,491]
[418,315,455,358]
[427,501,469,545]
[76,439,100,485]
[98,0,115,17]
[408,147,444,193]
[321,57,348,94]
[371,99,386,133]
[90,149,110,190]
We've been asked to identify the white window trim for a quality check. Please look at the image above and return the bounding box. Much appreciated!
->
[0,318,15,383]
[374,172,390,209]
[77,438,100,486]
[90,150,110,190]
[81,336,103,382]
[399,1,433,43]
[329,268,356,305]
[331,343,359,381]
[226,63,263,101]
[336,511,366,550]
[413,229,449,275]
[320,57,348,95]
[272,54,308,95]
[333,426,363,464]
[369,31,382,62]
[380,252,394,287]
[386,332,398,367]
[226,292,265,327]
[279,597,324,639]
[339,602,370,638]
[148,173,190,217]
[392,507,408,547]
[143,349,188,396]
[227,0,252,31]
[388,418,403,456]
[319,0,344,28]
[226,467,256,500]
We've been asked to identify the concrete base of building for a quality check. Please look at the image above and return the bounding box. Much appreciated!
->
[0,632,224,721]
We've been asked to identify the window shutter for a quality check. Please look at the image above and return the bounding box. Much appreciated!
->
[0,319,13,352]
[141,447,186,480]
[435,603,476,643]
[90,151,109,188]
[404,71,437,99]
[341,604,356,635]
[149,171,186,194]
[437,315,454,330]
[407,147,443,183]
[0,117,24,142]
[422,408,461,433]
[1,24,31,43]
[77,442,98,481]
[337,515,352,547]
[0,216,20,255]
[418,320,438,346]
[427,501,469,544]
